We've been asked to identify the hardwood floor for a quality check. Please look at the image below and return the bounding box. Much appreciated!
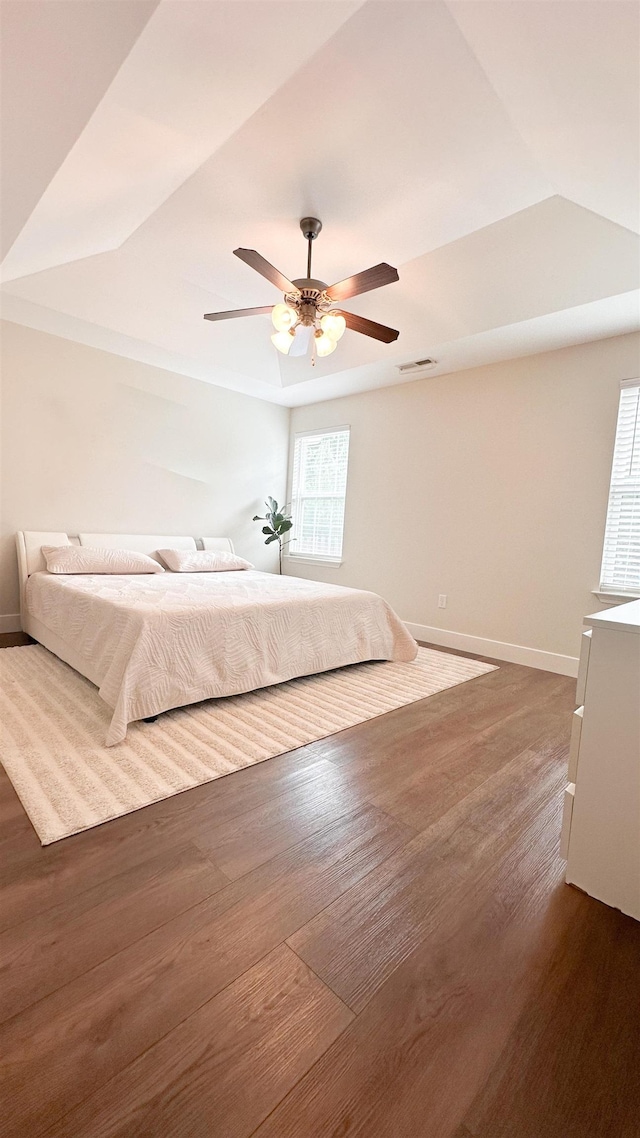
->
[0,630,32,647]
[1,634,639,1137]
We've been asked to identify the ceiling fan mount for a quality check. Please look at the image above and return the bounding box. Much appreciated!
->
[204,217,400,360]
[299,216,322,242]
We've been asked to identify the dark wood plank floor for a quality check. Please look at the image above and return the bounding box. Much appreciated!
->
[1,632,639,1137]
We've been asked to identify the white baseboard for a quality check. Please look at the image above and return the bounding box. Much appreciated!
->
[405,621,578,678]
[0,614,22,634]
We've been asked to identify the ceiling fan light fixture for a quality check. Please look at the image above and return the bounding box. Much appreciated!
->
[271,329,295,355]
[271,302,298,332]
[315,330,337,357]
[320,312,346,341]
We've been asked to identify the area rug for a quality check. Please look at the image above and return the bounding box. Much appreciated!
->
[0,644,497,844]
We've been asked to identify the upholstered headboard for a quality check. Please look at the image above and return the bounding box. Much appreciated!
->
[15,531,235,619]
[78,534,197,564]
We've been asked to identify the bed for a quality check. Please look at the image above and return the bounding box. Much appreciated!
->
[16,531,417,745]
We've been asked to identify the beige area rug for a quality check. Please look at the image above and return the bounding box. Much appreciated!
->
[0,644,497,844]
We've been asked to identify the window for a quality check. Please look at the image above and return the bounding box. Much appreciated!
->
[599,380,640,596]
[290,427,350,561]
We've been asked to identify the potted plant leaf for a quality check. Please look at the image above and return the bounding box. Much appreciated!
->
[253,497,294,573]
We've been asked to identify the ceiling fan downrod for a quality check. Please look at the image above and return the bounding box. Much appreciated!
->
[300,216,322,280]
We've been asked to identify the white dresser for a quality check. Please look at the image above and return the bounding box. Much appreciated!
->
[561,599,640,921]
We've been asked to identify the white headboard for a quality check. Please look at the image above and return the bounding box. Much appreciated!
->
[15,531,235,620]
[78,534,197,563]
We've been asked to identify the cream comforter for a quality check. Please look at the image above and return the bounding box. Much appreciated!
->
[25,570,417,745]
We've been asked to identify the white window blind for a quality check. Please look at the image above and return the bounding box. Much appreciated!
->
[599,380,640,595]
[290,428,350,560]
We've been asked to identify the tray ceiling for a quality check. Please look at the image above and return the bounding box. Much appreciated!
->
[1,0,638,406]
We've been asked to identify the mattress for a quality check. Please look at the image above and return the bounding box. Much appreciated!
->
[25,570,417,745]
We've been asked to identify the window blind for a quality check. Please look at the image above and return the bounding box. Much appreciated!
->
[599,380,640,595]
[290,428,350,560]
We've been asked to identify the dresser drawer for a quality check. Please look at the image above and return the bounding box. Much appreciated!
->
[567,706,584,783]
[560,782,575,860]
[576,629,592,707]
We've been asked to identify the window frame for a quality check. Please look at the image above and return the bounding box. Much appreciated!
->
[598,378,640,600]
[286,425,351,566]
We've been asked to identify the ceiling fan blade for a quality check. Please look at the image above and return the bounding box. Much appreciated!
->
[336,310,399,343]
[288,324,313,357]
[234,249,300,296]
[204,306,273,321]
[325,262,399,302]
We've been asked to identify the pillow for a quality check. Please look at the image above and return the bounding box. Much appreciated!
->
[157,549,254,572]
[42,546,165,574]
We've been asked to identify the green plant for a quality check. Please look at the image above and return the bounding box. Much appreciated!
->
[252,496,294,573]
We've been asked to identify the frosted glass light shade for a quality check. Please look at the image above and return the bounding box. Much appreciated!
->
[315,333,337,357]
[320,312,346,341]
[271,330,294,355]
[272,303,297,332]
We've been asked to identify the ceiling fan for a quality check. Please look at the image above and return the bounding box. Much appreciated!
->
[204,218,399,361]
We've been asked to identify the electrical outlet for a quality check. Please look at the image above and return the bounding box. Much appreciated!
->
[438,594,447,609]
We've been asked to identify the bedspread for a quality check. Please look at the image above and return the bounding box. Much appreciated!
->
[25,570,417,745]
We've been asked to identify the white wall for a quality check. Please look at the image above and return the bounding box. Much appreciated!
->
[0,320,289,624]
[286,333,640,670]
[4,321,638,668]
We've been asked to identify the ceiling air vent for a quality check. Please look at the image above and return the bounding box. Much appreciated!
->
[396,358,437,374]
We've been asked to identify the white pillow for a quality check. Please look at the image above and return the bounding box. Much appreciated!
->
[157,549,254,572]
[42,546,165,574]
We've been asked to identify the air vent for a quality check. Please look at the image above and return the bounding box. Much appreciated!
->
[396,358,437,373]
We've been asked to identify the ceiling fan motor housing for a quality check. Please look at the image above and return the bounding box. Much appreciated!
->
[287,279,332,324]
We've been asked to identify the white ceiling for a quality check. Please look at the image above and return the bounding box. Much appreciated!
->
[1,0,638,407]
